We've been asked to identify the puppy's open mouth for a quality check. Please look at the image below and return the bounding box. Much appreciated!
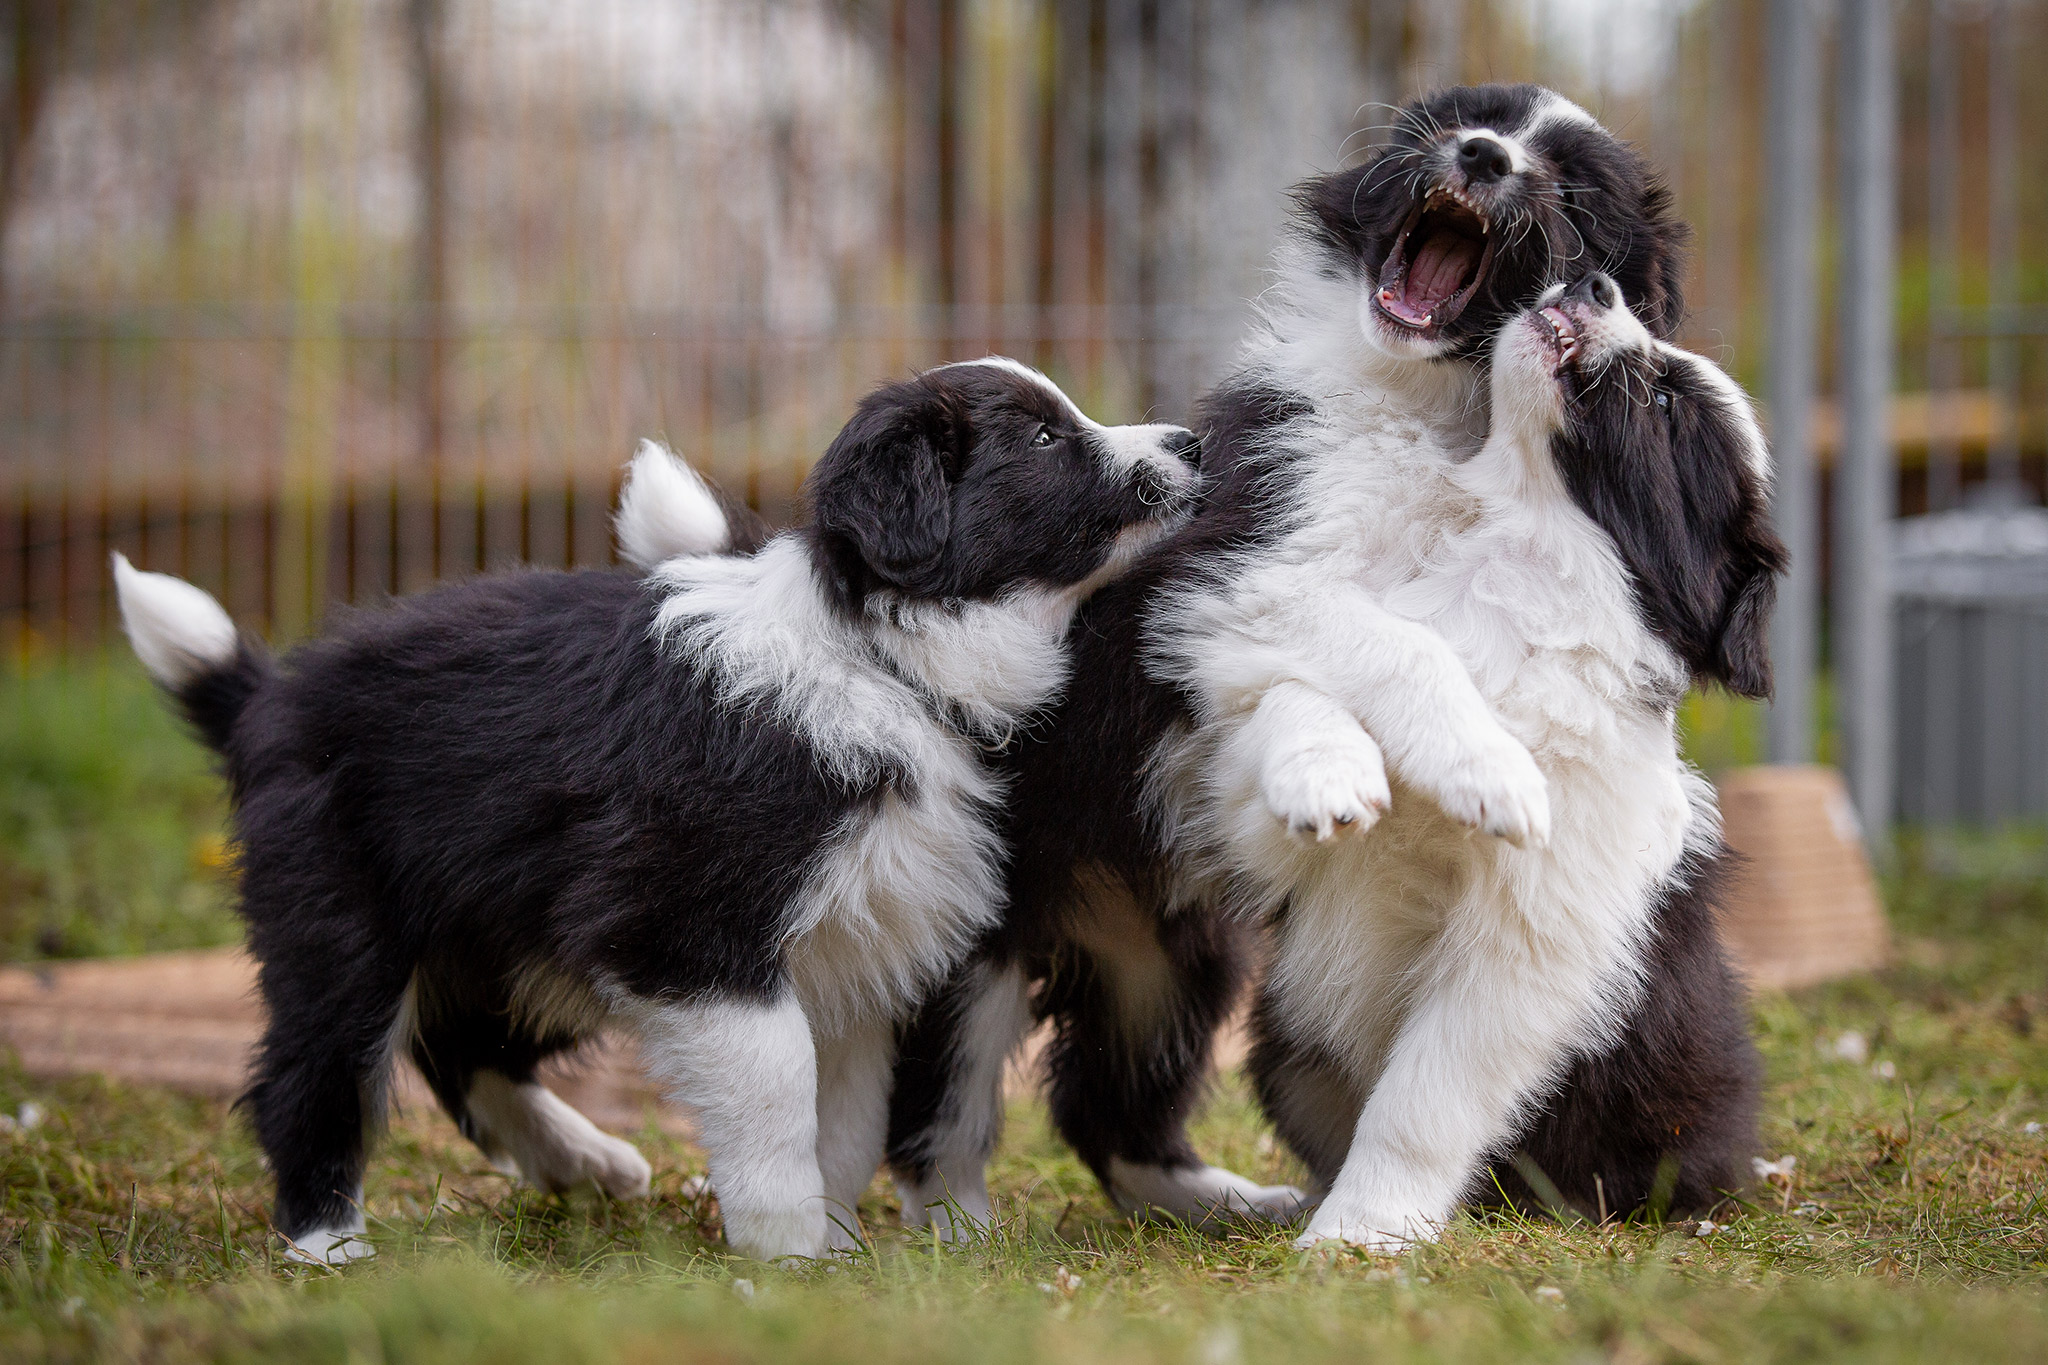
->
[1375,191,1496,339]
[1533,304,1581,373]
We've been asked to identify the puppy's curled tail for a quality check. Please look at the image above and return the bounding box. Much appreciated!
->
[111,552,271,753]
[614,441,730,570]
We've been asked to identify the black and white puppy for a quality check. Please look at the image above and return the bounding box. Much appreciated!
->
[111,358,1199,1264]
[879,85,1709,1235]
[1163,275,1783,1248]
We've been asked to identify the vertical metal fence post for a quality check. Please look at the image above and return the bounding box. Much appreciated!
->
[1766,0,1821,764]
[1985,0,2022,498]
[1925,1,1959,513]
[1836,0,1896,840]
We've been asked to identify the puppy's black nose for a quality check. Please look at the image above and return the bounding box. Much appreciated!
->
[1162,428,1202,468]
[1457,136,1513,184]
[1565,272,1620,310]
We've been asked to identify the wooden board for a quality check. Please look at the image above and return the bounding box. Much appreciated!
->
[0,947,1173,1120]
[1715,764,1892,990]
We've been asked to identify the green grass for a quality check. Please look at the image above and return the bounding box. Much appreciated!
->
[0,653,237,961]
[2,659,2045,1361]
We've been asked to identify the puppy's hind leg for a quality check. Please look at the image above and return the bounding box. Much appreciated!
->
[888,959,1033,1240]
[243,912,413,1265]
[410,994,651,1202]
[1048,879,1304,1226]
[622,990,827,1261]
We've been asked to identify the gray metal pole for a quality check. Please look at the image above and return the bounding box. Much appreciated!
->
[1766,0,1820,764]
[1986,0,2022,497]
[1925,2,1960,512]
[1835,0,1896,839]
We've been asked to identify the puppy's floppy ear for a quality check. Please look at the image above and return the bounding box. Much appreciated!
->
[1712,566,1778,699]
[808,379,956,608]
[1625,175,1692,341]
[1705,492,1788,699]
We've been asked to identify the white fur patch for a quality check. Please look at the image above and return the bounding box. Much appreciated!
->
[814,1017,896,1250]
[281,1197,372,1266]
[463,1071,651,1198]
[652,536,1068,782]
[779,730,1006,1037]
[110,552,238,689]
[1107,1159,1306,1226]
[614,440,731,570]
[620,991,827,1261]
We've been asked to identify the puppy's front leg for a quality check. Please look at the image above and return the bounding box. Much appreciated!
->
[814,1016,896,1252]
[624,991,827,1261]
[1197,578,1550,848]
[1236,680,1390,842]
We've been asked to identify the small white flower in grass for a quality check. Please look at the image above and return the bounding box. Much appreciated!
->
[1832,1031,1870,1064]
[1794,1202,1825,1218]
[1052,1266,1083,1296]
[1872,1060,1897,1080]
[729,1278,755,1302]
[680,1174,711,1199]
[1692,1219,1722,1237]
[18,1102,42,1130]
[1533,1285,1566,1307]
[2023,1121,2042,1136]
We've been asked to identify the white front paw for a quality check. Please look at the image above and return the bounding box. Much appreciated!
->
[1262,730,1391,843]
[1293,1205,1437,1255]
[1417,726,1551,849]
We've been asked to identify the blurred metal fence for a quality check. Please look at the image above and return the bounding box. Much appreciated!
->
[1,0,2044,824]
[1893,507,2048,823]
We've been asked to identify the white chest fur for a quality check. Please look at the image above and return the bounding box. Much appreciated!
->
[1157,355,1713,1089]
[650,538,1047,1032]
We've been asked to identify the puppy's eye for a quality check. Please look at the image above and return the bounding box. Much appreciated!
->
[1653,390,1672,412]
[1031,425,1055,448]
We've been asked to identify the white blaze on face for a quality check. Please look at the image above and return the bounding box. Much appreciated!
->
[936,356,1198,496]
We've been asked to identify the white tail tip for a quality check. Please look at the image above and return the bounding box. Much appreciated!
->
[614,440,730,571]
[110,552,238,689]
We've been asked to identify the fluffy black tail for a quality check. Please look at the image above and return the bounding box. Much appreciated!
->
[110,552,271,753]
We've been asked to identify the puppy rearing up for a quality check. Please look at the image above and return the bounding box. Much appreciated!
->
[1162,277,1784,1249]
[113,359,1200,1265]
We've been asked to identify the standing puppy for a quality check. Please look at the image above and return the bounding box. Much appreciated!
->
[1173,277,1782,1247]
[113,359,1199,1264]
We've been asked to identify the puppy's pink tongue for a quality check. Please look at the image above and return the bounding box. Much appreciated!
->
[1403,232,1480,317]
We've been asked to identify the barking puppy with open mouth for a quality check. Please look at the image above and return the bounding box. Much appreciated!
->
[878,86,1704,1238]
[1185,274,1785,1248]
[112,358,1198,1265]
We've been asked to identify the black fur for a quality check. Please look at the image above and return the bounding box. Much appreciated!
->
[886,379,1306,1192]
[1552,304,1788,699]
[141,361,1192,1246]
